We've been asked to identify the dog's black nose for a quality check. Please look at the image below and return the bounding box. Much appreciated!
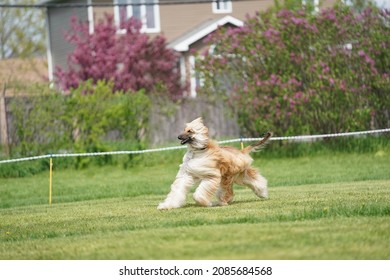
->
[178,134,191,145]
[178,134,187,140]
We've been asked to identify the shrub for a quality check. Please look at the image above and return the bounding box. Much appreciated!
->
[65,80,150,168]
[8,84,68,157]
[7,80,151,168]
[196,4,390,136]
[55,14,185,100]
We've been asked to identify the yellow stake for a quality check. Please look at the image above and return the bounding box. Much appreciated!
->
[240,139,244,150]
[49,157,53,206]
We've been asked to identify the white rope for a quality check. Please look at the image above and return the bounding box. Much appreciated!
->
[1,128,389,164]
[218,128,390,144]
[0,146,187,164]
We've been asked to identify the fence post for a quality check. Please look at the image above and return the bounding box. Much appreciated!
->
[49,156,53,206]
[0,84,9,156]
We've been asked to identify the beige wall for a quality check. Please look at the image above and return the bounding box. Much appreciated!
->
[90,0,336,43]
[159,1,274,42]
[92,0,113,22]
[321,0,338,8]
[91,0,275,42]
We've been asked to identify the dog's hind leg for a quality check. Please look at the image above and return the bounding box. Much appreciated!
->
[238,168,268,199]
[193,176,221,207]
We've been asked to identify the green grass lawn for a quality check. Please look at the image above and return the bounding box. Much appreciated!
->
[0,151,389,259]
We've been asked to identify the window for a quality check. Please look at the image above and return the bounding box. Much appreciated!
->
[212,0,232,14]
[114,0,160,33]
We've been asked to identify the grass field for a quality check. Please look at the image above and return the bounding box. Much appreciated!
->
[0,150,389,259]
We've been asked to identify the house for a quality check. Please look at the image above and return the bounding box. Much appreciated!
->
[39,1,317,96]
[42,0,337,97]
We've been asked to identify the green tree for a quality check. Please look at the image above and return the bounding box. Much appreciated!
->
[0,0,46,59]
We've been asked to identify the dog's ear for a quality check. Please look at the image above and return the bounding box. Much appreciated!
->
[193,117,203,124]
[186,117,203,128]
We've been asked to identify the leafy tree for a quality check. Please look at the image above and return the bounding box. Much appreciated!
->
[55,14,185,99]
[0,0,46,58]
[196,4,390,136]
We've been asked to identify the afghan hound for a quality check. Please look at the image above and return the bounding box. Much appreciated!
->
[157,117,271,210]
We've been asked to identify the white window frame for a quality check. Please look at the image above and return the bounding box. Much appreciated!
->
[188,55,206,98]
[212,0,232,14]
[189,55,197,98]
[88,0,94,34]
[114,0,161,34]
[179,56,186,87]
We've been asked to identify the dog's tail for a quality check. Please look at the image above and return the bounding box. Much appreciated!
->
[242,132,272,153]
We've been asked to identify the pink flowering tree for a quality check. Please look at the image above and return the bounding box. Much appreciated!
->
[196,4,389,136]
[55,14,185,99]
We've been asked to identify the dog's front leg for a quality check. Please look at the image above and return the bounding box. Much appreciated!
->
[158,152,194,210]
[193,176,221,207]
[157,173,194,210]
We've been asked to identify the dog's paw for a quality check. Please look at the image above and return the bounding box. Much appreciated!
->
[157,202,170,210]
[157,202,180,210]
[212,201,228,207]
[258,188,269,199]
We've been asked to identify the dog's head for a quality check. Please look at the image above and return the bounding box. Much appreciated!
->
[178,117,209,150]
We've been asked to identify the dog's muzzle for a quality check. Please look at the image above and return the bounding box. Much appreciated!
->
[178,134,192,145]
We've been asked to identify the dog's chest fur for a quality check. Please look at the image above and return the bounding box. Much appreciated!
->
[180,150,217,179]
[181,147,252,179]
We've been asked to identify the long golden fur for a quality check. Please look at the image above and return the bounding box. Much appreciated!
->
[157,117,271,210]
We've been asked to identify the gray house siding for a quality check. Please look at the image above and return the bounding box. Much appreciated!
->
[47,0,88,78]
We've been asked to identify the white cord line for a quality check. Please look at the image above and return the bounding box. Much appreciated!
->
[218,128,390,144]
[1,128,389,164]
[0,146,188,164]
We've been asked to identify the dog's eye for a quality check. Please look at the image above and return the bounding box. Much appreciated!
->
[189,129,194,133]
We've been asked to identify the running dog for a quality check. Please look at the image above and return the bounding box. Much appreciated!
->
[157,117,271,210]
